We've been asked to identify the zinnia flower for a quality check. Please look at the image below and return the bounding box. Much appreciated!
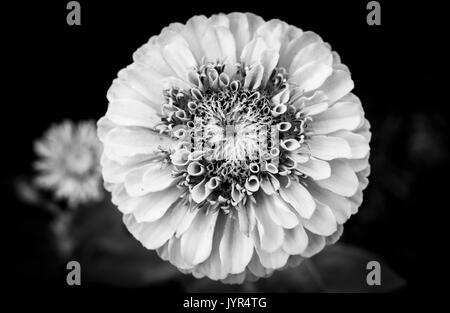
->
[98,12,371,284]
[34,120,103,207]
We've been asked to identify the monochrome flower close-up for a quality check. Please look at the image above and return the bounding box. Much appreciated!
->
[98,12,371,284]
[34,120,104,207]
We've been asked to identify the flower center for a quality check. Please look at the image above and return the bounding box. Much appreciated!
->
[65,147,94,175]
[161,62,310,211]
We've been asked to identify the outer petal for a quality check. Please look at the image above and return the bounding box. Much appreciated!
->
[125,162,175,196]
[162,43,197,81]
[279,181,316,219]
[117,63,165,108]
[319,69,354,102]
[308,183,352,224]
[289,42,332,75]
[132,187,183,222]
[331,130,370,159]
[254,196,284,253]
[282,223,309,255]
[201,26,237,76]
[316,160,359,197]
[307,135,352,160]
[262,194,298,229]
[124,209,174,250]
[294,157,331,180]
[301,230,326,258]
[104,128,174,157]
[219,217,254,274]
[106,99,161,128]
[302,201,337,236]
[311,101,362,135]
[195,214,228,280]
[181,210,219,266]
[290,61,332,93]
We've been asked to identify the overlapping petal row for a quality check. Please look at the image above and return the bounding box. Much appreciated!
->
[98,12,371,284]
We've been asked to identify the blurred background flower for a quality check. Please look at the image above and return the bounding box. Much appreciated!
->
[34,120,103,208]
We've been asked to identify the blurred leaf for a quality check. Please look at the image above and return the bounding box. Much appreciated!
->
[184,244,405,293]
[57,198,181,287]
[305,243,406,292]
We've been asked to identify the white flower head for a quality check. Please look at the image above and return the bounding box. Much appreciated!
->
[34,120,104,207]
[98,13,371,284]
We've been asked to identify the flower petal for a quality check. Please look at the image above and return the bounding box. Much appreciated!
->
[201,26,237,76]
[247,252,272,278]
[282,223,309,255]
[126,209,174,250]
[105,127,174,157]
[320,69,354,102]
[280,31,322,68]
[317,160,359,197]
[311,101,362,134]
[294,157,331,180]
[263,194,298,229]
[302,201,337,236]
[181,210,219,266]
[279,181,316,218]
[168,237,192,270]
[228,12,256,59]
[195,215,228,280]
[219,217,254,274]
[179,15,209,62]
[163,42,197,81]
[301,230,326,258]
[132,43,174,77]
[289,42,332,75]
[255,19,285,51]
[107,79,159,110]
[240,37,267,66]
[290,60,332,93]
[142,163,175,192]
[254,196,284,253]
[125,162,174,196]
[331,130,370,159]
[175,208,198,237]
[106,99,161,128]
[118,63,165,107]
[308,183,352,224]
[132,187,183,222]
[307,135,352,160]
[254,234,289,270]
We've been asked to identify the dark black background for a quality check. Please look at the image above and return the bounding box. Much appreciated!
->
[2,0,446,301]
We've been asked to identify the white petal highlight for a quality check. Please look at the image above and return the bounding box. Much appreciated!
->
[105,128,174,157]
[219,217,254,274]
[290,61,332,93]
[263,194,299,229]
[132,187,183,222]
[302,201,337,236]
[317,160,359,197]
[254,197,284,253]
[311,101,362,134]
[279,182,316,219]
[294,157,331,180]
[320,69,354,102]
[282,223,309,255]
[181,210,219,266]
[307,135,352,160]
